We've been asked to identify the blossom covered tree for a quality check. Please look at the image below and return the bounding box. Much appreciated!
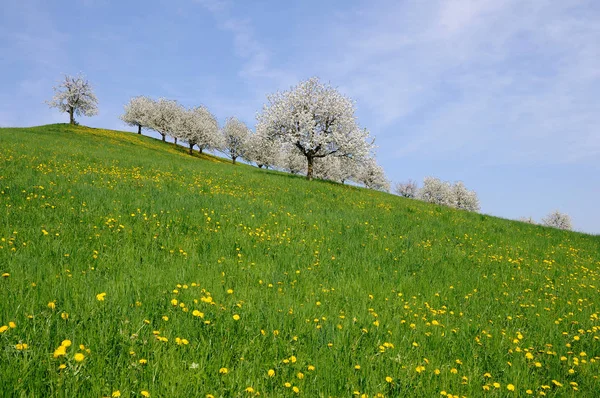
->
[542,210,572,230]
[221,117,250,164]
[450,181,480,212]
[281,146,307,174]
[245,133,280,169]
[357,157,389,191]
[120,96,153,134]
[145,98,180,142]
[418,177,453,206]
[175,105,220,155]
[46,74,98,125]
[256,77,374,180]
[394,180,419,198]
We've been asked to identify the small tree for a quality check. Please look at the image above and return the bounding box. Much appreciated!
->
[418,177,452,206]
[175,105,220,155]
[257,77,373,180]
[357,158,389,191]
[542,210,572,230]
[394,180,418,198]
[47,74,98,125]
[145,98,180,142]
[450,181,480,212]
[245,133,280,169]
[222,117,250,164]
[518,216,537,224]
[121,96,153,134]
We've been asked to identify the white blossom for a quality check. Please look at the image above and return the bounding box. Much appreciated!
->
[418,177,453,206]
[450,181,480,212]
[518,216,537,224]
[245,133,281,169]
[175,105,221,154]
[357,158,389,191]
[145,98,180,142]
[256,77,374,180]
[120,96,153,134]
[542,210,572,230]
[280,145,306,174]
[221,117,250,164]
[394,180,419,198]
[46,73,98,125]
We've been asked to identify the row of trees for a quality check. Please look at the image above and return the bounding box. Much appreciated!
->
[394,177,481,212]
[119,78,388,187]
[520,211,572,230]
[44,74,571,227]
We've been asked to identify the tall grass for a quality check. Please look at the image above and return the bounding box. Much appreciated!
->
[1,124,599,397]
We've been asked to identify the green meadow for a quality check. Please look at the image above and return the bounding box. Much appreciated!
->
[1,124,599,397]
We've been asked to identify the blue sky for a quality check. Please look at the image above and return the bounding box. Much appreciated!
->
[1,0,599,234]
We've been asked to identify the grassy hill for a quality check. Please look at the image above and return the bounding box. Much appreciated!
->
[1,124,599,397]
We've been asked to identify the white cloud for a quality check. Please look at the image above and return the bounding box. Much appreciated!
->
[301,0,600,165]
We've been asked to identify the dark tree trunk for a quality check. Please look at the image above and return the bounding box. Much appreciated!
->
[174,137,177,145]
[258,164,263,169]
[232,156,237,165]
[137,124,142,134]
[199,147,203,154]
[306,156,314,180]
[69,107,75,125]
[189,142,194,155]
[161,134,166,142]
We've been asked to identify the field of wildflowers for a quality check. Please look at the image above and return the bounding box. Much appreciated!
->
[1,124,599,397]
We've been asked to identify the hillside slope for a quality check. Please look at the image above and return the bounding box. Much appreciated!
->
[1,124,599,397]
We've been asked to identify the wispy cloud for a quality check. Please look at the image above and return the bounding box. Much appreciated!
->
[298,0,600,165]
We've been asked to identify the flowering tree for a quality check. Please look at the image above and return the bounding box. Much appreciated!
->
[245,133,280,169]
[394,180,418,198]
[46,74,98,125]
[174,105,220,155]
[222,117,250,164]
[357,158,389,191]
[280,146,306,174]
[542,210,572,230]
[145,98,180,142]
[120,96,153,134]
[256,77,374,180]
[418,177,452,206]
[518,216,537,224]
[450,181,480,212]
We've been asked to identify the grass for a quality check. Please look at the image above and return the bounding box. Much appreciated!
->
[1,123,599,397]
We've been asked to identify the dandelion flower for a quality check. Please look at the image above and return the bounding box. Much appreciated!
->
[507,384,515,391]
[284,382,292,388]
[0,325,8,333]
[141,391,150,397]
[219,367,228,375]
[48,301,56,310]
[385,376,393,383]
[292,386,300,393]
[53,346,67,358]
[61,339,72,347]
[139,359,147,365]
[233,314,240,321]
[74,353,85,362]
[112,391,121,397]
[268,369,275,377]
[96,292,106,301]
[9,321,16,328]
[245,387,255,393]
[307,365,315,371]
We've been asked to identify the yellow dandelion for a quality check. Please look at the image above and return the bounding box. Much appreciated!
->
[112,391,121,397]
[292,386,300,393]
[244,387,255,393]
[284,382,292,388]
[385,376,393,383]
[141,391,150,397]
[219,367,228,375]
[96,292,106,301]
[297,372,304,379]
[9,321,16,328]
[507,384,515,391]
[139,359,148,365]
[233,314,240,321]
[53,346,67,358]
[74,353,85,362]
[268,369,275,377]
[307,365,315,371]
[48,301,56,310]
[61,339,72,347]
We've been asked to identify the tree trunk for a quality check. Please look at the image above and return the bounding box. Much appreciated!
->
[258,164,263,169]
[161,134,166,142]
[232,156,237,165]
[306,156,314,180]
[199,147,203,154]
[189,143,194,155]
[69,107,75,125]
[174,137,178,145]
[137,125,142,134]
